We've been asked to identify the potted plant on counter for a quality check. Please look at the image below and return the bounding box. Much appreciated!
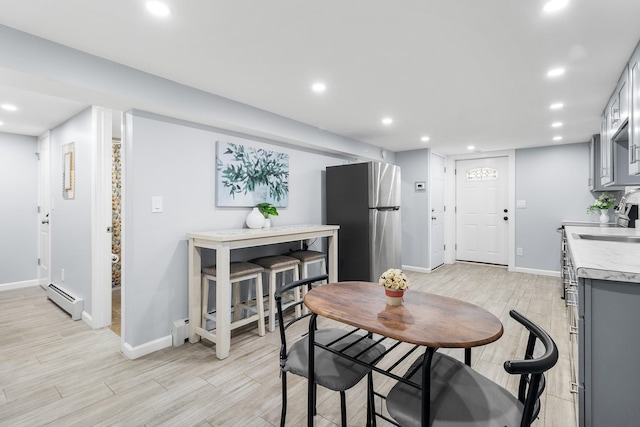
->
[257,203,279,228]
[587,192,616,224]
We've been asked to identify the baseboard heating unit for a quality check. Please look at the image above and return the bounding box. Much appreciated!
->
[46,283,83,320]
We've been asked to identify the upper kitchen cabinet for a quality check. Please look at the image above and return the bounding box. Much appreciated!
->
[600,66,628,187]
[610,65,629,133]
[629,45,640,175]
[600,105,613,186]
[598,59,640,188]
[589,134,605,191]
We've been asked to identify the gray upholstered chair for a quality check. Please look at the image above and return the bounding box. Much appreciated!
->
[276,274,386,427]
[385,310,558,427]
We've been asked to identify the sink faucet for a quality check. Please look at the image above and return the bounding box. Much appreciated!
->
[615,188,640,227]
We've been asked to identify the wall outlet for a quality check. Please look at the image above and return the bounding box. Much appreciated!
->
[516,248,523,256]
[516,200,526,208]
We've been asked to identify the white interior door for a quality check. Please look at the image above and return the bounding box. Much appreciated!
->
[90,107,113,329]
[455,157,508,265]
[430,152,445,269]
[37,132,51,289]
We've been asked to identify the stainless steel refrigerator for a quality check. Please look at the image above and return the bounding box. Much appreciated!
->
[326,161,402,282]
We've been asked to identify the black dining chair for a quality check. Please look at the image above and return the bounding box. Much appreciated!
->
[385,309,559,427]
[275,274,386,427]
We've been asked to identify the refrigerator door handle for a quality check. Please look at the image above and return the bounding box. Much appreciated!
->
[374,206,400,211]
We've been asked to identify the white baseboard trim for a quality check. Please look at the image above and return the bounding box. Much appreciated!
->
[122,335,173,360]
[82,311,95,328]
[402,265,432,274]
[0,279,38,291]
[513,267,561,278]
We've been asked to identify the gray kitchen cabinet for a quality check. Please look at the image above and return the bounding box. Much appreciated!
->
[610,65,629,131]
[588,135,607,191]
[629,46,640,175]
[600,108,613,186]
[597,61,640,188]
[609,121,640,186]
[578,278,640,426]
[601,66,628,186]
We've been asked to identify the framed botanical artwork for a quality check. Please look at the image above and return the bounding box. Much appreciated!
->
[62,142,75,199]
[216,140,289,207]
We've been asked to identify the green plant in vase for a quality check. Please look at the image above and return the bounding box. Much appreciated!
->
[587,192,616,224]
[587,192,616,214]
[256,203,278,228]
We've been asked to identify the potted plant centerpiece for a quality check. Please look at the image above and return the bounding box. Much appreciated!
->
[379,268,409,306]
[587,192,616,224]
[256,202,279,228]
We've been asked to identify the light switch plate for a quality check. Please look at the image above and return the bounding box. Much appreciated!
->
[152,196,163,213]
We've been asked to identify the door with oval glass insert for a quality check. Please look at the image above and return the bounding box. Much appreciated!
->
[455,157,508,265]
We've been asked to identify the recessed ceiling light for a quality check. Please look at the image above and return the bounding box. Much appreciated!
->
[552,122,563,128]
[421,136,430,142]
[1,104,17,111]
[543,0,569,13]
[550,102,564,110]
[553,136,563,141]
[311,82,326,93]
[547,68,565,77]
[146,1,171,17]
[382,117,393,125]
[467,145,475,151]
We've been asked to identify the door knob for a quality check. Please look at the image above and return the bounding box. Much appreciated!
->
[503,216,508,221]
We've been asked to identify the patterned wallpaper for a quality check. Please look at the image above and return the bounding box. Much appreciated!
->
[112,139,122,288]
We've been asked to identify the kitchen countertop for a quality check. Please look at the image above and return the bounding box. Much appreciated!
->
[562,220,616,227]
[565,226,640,283]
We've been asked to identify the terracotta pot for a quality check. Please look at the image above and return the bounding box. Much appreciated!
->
[385,288,405,306]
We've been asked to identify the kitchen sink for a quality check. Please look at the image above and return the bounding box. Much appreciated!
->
[573,233,640,243]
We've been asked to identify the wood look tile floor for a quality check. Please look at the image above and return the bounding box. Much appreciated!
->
[0,263,574,426]
[110,288,121,336]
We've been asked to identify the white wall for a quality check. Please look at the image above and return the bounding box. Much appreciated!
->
[515,142,598,272]
[49,107,94,309]
[396,149,430,271]
[0,24,393,165]
[0,132,38,285]
[123,111,349,347]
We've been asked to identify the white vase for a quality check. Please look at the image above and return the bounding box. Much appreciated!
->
[599,209,609,224]
[246,208,265,229]
[263,218,271,228]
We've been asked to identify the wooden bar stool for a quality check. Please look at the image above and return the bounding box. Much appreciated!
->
[249,255,300,332]
[287,250,327,314]
[201,261,266,338]
[288,250,327,279]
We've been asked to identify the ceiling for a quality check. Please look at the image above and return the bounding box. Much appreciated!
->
[1,0,640,155]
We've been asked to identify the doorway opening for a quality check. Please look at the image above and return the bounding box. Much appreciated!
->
[110,136,122,336]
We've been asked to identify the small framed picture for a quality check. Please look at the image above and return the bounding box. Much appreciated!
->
[415,181,426,191]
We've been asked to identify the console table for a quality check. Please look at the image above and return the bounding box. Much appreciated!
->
[187,224,339,359]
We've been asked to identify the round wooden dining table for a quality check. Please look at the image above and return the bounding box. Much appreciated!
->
[304,281,504,349]
[303,281,504,427]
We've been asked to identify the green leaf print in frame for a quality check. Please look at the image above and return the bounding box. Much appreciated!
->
[215,140,289,207]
